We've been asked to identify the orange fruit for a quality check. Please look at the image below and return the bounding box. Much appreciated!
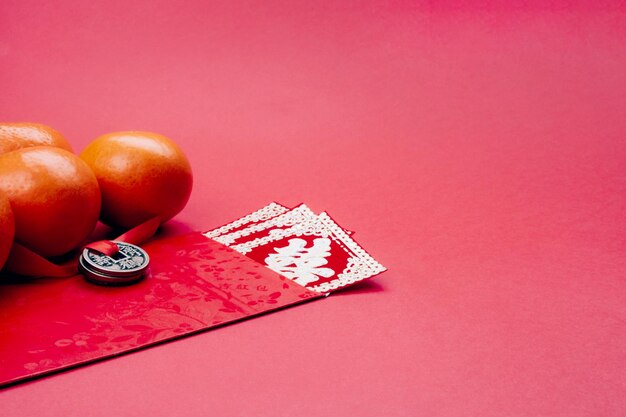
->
[0,123,73,155]
[0,147,101,258]
[80,131,193,229]
[0,191,15,271]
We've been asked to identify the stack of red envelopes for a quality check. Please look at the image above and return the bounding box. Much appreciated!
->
[205,202,386,293]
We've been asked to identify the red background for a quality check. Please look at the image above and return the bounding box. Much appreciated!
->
[1,1,625,416]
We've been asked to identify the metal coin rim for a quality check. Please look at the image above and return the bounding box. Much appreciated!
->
[79,256,146,285]
[81,241,150,276]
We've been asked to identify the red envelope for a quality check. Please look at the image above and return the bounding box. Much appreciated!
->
[227,211,386,292]
[0,232,321,387]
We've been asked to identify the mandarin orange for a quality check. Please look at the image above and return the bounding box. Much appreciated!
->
[0,191,15,271]
[80,131,193,229]
[0,147,101,258]
[0,123,73,155]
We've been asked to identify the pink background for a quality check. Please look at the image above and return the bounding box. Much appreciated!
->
[1,1,625,416]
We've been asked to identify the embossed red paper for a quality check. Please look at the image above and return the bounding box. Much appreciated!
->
[0,232,321,387]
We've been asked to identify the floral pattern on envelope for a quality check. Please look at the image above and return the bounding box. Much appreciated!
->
[0,232,321,387]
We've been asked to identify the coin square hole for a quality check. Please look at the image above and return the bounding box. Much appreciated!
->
[110,252,128,261]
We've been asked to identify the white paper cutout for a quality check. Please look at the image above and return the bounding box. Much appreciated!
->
[230,212,386,293]
[203,202,289,239]
[264,238,335,286]
[212,204,317,246]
